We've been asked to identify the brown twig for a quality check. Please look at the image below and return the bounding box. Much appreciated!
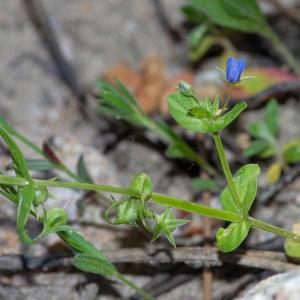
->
[0,248,297,274]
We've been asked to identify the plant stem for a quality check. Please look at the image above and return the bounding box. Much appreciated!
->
[116,273,155,300]
[33,178,136,196]
[2,174,300,242]
[152,192,241,223]
[248,217,300,242]
[212,133,242,210]
[265,28,300,77]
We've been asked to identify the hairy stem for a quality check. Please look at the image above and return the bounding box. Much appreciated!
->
[116,273,155,300]
[212,133,242,210]
[1,174,300,242]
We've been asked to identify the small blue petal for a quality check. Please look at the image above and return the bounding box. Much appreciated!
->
[226,57,246,84]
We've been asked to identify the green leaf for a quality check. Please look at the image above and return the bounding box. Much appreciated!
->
[187,24,208,49]
[212,97,220,116]
[97,80,145,126]
[191,178,218,191]
[17,182,36,244]
[58,230,108,259]
[0,124,31,180]
[249,122,274,144]
[283,139,300,164]
[221,164,260,214]
[165,143,185,159]
[216,220,251,252]
[187,0,269,34]
[214,102,247,131]
[25,159,56,171]
[243,140,270,157]
[188,35,220,62]
[167,91,247,133]
[265,100,279,136]
[73,254,117,276]
[76,155,94,183]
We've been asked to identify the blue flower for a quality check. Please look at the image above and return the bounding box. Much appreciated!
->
[226,57,246,84]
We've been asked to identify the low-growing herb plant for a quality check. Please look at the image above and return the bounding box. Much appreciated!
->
[1,57,300,299]
[244,99,300,183]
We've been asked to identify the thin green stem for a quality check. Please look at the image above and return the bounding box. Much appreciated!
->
[7,127,111,204]
[212,133,242,210]
[33,178,136,196]
[2,174,300,243]
[152,192,241,223]
[116,273,155,300]
[248,217,300,243]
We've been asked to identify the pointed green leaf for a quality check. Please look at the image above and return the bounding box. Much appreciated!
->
[187,24,208,49]
[25,159,56,171]
[17,182,36,244]
[192,178,218,191]
[73,254,117,276]
[76,155,94,183]
[243,140,270,157]
[165,143,185,159]
[249,122,274,144]
[216,220,251,252]
[58,230,107,259]
[0,124,31,180]
[213,101,247,132]
[212,97,220,115]
[265,100,279,136]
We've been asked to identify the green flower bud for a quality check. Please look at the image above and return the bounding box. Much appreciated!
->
[33,186,49,206]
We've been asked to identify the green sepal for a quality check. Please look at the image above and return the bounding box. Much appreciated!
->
[151,208,190,247]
